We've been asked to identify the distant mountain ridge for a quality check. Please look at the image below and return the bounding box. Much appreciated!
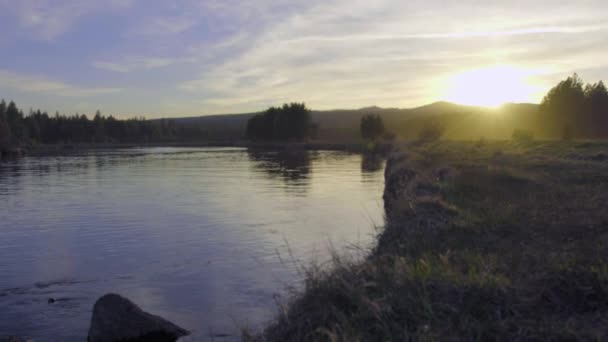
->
[162,101,540,141]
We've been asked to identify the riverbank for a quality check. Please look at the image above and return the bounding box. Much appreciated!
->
[253,140,608,341]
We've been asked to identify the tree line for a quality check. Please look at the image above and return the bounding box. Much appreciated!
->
[539,74,608,139]
[0,100,222,152]
[359,73,608,143]
[2,73,608,153]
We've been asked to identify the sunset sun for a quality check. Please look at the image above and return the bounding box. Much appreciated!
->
[443,65,545,107]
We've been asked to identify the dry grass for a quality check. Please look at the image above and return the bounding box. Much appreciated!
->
[250,141,608,341]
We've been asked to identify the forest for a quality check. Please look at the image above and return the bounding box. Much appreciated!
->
[0,102,219,152]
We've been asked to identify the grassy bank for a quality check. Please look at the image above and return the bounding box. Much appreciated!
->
[252,141,608,341]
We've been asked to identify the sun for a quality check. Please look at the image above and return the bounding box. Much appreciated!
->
[442,65,545,107]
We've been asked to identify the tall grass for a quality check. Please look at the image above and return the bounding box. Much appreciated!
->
[250,141,608,341]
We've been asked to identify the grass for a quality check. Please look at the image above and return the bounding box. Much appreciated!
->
[248,141,608,341]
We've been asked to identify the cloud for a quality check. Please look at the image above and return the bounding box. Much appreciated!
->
[2,0,608,116]
[91,62,131,73]
[175,0,608,112]
[92,56,195,73]
[0,70,121,97]
[282,25,607,43]
[129,15,199,36]
[0,0,135,40]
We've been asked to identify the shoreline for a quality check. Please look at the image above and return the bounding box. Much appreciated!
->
[3,141,608,340]
[254,141,608,341]
[3,141,394,158]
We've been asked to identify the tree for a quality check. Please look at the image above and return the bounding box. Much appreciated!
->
[0,101,10,150]
[5,101,25,143]
[93,110,106,142]
[25,110,41,142]
[584,81,608,138]
[0,100,6,118]
[246,103,316,142]
[360,114,385,141]
[539,74,586,138]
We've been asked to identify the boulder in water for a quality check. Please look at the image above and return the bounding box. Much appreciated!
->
[87,293,189,342]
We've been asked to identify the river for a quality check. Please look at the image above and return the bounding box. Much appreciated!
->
[0,147,385,341]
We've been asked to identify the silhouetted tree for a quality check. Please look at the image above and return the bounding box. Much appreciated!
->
[584,81,608,138]
[247,103,316,141]
[5,101,25,143]
[0,101,10,150]
[360,114,385,141]
[540,74,587,139]
[0,99,202,147]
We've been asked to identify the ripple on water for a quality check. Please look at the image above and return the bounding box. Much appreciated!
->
[0,148,385,341]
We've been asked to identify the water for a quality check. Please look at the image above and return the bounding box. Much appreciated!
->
[0,147,385,341]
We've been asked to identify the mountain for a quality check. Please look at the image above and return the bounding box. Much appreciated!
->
[162,101,540,141]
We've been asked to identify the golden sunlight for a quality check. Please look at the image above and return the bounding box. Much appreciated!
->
[443,65,545,107]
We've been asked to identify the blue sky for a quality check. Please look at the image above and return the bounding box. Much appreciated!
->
[0,0,607,118]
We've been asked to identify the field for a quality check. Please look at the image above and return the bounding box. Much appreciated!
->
[251,141,608,341]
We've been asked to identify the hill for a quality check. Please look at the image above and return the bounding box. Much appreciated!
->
[162,102,539,141]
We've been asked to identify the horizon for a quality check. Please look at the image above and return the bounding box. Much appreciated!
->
[0,98,540,121]
[162,100,541,120]
[0,1,607,118]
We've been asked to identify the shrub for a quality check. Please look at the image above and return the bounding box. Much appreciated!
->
[511,129,534,144]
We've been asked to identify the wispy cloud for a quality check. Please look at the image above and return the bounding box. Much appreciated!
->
[0,70,121,97]
[0,0,135,40]
[1,0,608,116]
[129,15,199,36]
[175,0,608,113]
[92,56,195,73]
[282,25,607,43]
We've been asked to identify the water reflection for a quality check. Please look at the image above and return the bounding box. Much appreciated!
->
[0,148,385,341]
[361,153,384,173]
[247,149,313,187]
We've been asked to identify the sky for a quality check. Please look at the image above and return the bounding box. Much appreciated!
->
[0,0,607,118]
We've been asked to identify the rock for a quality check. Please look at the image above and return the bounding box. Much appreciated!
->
[87,293,189,342]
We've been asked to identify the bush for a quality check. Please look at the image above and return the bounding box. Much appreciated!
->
[512,129,534,144]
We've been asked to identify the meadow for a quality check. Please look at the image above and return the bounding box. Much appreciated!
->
[252,140,608,341]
